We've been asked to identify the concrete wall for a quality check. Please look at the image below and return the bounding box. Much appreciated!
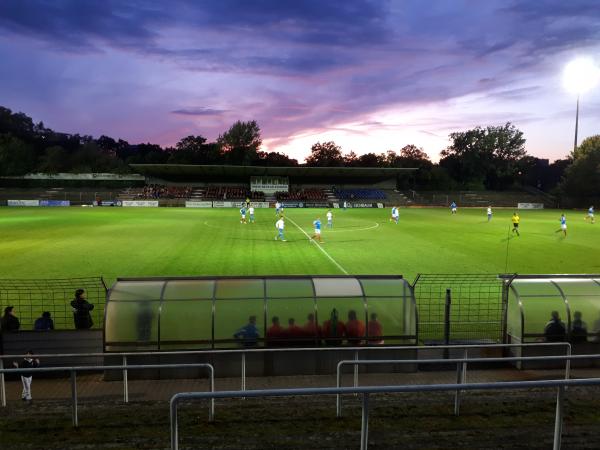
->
[1,330,104,368]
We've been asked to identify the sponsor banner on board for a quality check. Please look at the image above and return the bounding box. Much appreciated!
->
[251,202,270,208]
[39,200,70,207]
[281,201,304,208]
[517,202,544,210]
[351,202,377,208]
[377,203,384,208]
[122,200,159,207]
[212,201,242,208]
[303,202,330,208]
[7,199,40,206]
[185,201,213,208]
[98,201,120,206]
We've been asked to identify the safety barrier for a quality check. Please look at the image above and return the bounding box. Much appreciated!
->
[336,342,571,417]
[0,342,572,402]
[0,362,214,424]
[170,376,600,450]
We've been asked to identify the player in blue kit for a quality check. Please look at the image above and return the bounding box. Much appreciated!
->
[311,217,323,243]
[556,213,567,237]
[390,206,399,224]
[240,206,247,224]
[585,206,595,224]
[450,201,457,214]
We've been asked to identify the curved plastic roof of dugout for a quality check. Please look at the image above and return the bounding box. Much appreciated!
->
[129,164,417,180]
[104,275,417,351]
[505,275,600,343]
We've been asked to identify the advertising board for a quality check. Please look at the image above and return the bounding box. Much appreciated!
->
[517,203,544,209]
[281,201,304,208]
[7,200,40,206]
[40,200,70,207]
[185,201,213,208]
[303,202,330,208]
[121,200,159,207]
[351,202,376,208]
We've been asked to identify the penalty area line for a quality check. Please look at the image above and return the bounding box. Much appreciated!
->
[286,216,349,275]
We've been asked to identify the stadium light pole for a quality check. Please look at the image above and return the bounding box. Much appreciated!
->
[563,57,600,152]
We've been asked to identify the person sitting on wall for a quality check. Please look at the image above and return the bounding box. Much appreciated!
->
[570,311,588,344]
[302,313,322,346]
[367,312,384,345]
[285,318,304,347]
[34,312,54,331]
[544,311,567,342]
[234,315,260,347]
[70,289,94,330]
[1,306,20,332]
[322,309,346,346]
[345,310,366,346]
[266,316,284,347]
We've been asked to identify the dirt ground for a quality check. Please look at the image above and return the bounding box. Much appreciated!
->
[1,386,600,449]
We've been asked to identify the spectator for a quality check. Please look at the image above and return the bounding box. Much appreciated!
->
[544,311,566,342]
[266,316,284,347]
[13,350,40,402]
[286,318,304,346]
[322,309,346,346]
[1,306,20,332]
[367,313,384,345]
[303,313,322,345]
[71,289,94,330]
[234,315,260,347]
[570,311,588,344]
[34,312,54,331]
[137,301,153,342]
[346,310,366,346]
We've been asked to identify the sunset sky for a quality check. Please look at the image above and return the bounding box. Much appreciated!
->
[1,0,599,162]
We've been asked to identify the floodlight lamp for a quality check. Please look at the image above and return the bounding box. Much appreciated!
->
[563,57,600,94]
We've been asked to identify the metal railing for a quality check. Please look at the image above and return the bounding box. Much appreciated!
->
[170,376,600,450]
[336,355,576,417]
[0,362,214,424]
[0,342,574,405]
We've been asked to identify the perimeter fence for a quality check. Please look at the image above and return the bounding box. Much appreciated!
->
[0,277,107,330]
[412,273,512,343]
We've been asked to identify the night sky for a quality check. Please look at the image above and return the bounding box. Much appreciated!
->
[1,0,599,162]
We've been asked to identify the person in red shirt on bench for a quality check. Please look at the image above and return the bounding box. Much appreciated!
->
[285,318,304,346]
[346,310,366,346]
[266,316,285,347]
[302,313,322,346]
[322,308,345,346]
[367,312,384,345]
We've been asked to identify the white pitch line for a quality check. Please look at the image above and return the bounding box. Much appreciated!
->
[286,216,349,275]
[327,222,379,233]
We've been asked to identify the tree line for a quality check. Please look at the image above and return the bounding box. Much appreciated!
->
[0,105,596,197]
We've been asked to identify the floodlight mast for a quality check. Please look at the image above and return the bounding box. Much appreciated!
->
[563,58,599,152]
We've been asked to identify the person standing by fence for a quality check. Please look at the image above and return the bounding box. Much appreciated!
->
[13,350,40,401]
[71,289,94,329]
[1,306,20,332]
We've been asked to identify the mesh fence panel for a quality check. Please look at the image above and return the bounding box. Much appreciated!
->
[0,277,107,330]
[413,274,507,343]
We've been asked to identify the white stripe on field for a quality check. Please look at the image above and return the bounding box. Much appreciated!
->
[287,216,349,275]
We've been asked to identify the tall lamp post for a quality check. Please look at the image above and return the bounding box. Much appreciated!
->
[563,58,599,152]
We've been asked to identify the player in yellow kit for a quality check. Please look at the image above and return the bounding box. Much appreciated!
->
[511,212,520,236]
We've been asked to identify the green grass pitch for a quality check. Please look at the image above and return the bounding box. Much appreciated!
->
[0,206,598,283]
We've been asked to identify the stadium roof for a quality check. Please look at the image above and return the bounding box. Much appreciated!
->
[130,164,417,178]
